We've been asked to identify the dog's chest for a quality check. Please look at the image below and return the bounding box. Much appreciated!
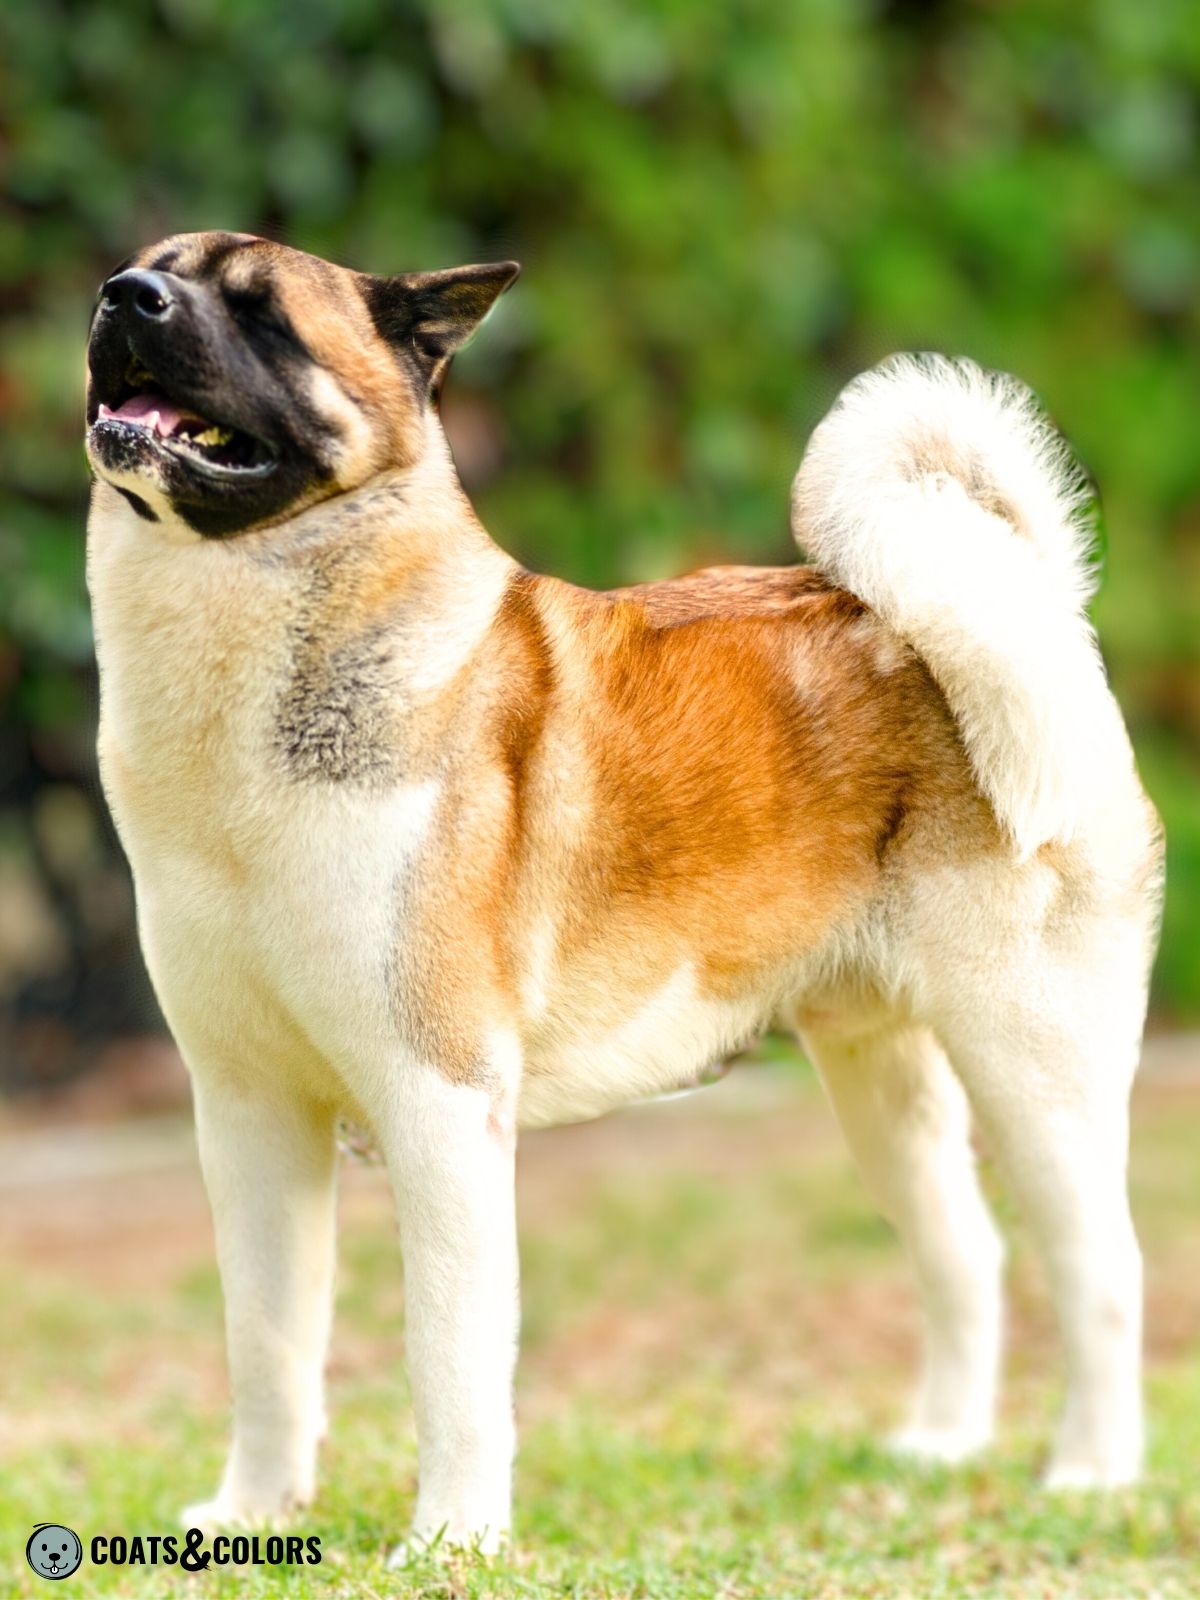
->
[93,565,284,905]
[88,507,434,1087]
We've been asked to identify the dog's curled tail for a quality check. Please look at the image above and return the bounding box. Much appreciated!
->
[792,354,1135,859]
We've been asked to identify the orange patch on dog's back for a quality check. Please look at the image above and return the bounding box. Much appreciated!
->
[485,566,974,1023]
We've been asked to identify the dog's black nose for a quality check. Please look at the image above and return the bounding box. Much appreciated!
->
[102,268,177,321]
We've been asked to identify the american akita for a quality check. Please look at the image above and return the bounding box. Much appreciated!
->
[84,232,1162,1557]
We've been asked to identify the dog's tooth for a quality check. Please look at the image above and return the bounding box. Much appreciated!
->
[147,410,162,434]
[98,404,113,419]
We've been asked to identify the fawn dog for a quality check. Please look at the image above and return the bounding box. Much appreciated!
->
[85,232,1162,1557]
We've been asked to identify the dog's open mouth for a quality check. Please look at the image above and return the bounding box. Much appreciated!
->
[93,360,277,476]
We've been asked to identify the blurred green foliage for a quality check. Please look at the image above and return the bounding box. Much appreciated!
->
[1,0,1198,1065]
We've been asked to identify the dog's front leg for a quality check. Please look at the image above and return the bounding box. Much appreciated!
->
[380,1063,519,1560]
[184,1071,338,1528]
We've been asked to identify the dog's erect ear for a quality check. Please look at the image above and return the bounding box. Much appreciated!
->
[364,262,520,394]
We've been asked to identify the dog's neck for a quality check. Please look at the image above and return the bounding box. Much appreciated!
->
[248,419,503,567]
[87,424,517,810]
[89,414,514,629]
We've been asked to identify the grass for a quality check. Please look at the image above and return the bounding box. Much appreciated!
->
[2,1050,1199,1598]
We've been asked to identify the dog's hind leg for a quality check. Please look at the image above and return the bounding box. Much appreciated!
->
[931,947,1146,1487]
[184,1071,339,1527]
[799,1019,1004,1461]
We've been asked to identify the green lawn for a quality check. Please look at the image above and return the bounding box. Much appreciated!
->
[2,1052,1198,1598]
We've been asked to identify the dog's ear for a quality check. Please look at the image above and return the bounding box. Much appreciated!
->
[364,262,520,395]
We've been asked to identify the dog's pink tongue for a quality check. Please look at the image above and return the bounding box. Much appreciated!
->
[98,392,194,435]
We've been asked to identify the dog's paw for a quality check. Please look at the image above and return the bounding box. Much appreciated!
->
[1043,1457,1141,1492]
[385,1536,429,1571]
[181,1497,246,1533]
[181,1489,307,1533]
[887,1424,990,1465]
[385,1522,508,1568]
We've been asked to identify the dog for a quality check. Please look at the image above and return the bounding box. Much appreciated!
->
[84,232,1163,1558]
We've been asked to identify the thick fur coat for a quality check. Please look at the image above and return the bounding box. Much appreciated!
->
[85,233,1162,1556]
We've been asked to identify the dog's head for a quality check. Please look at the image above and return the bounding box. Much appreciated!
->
[85,232,518,538]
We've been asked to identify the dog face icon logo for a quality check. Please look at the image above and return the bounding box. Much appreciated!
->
[26,1525,83,1580]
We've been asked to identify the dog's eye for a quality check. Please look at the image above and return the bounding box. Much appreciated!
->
[224,285,273,323]
[223,286,300,348]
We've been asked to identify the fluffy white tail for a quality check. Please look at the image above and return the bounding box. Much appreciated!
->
[792,354,1133,859]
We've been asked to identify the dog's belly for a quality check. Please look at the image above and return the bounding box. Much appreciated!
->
[516,961,774,1128]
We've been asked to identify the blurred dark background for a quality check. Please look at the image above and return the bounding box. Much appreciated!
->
[1,0,1198,1102]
